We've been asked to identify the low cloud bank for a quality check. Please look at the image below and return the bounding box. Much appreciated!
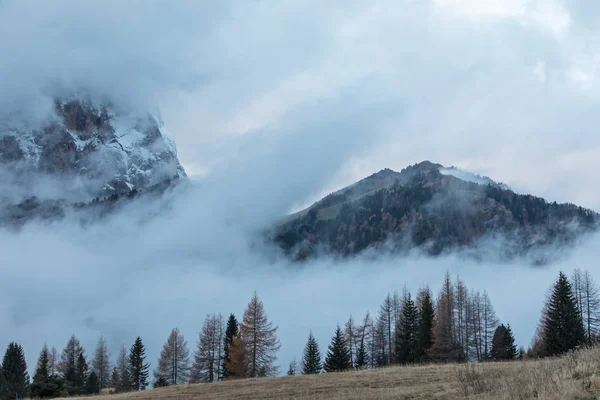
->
[1,183,598,376]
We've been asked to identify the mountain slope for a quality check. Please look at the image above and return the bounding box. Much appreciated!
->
[0,99,185,200]
[274,161,598,260]
[0,98,186,226]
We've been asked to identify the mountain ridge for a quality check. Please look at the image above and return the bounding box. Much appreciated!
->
[273,161,598,261]
[0,98,187,226]
[0,98,186,202]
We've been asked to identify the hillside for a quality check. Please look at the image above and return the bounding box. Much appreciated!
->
[65,347,600,400]
[273,161,598,260]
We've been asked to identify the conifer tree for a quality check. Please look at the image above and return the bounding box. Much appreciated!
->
[572,268,584,327]
[110,366,120,389]
[490,324,517,360]
[191,314,224,383]
[48,347,58,377]
[373,315,388,366]
[324,326,351,372]
[74,352,89,393]
[153,376,169,388]
[416,288,435,362]
[359,312,374,368]
[154,328,190,386]
[287,359,298,376]
[30,344,49,397]
[239,292,281,378]
[469,290,483,361]
[432,272,462,362]
[355,337,368,369]
[542,272,585,356]
[518,346,525,360]
[301,332,322,374]
[0,364,4,400]
[58,334,87,395]
[454,277,469,358]
[30,344,64,399]
[115,345,131,392]
[344,315,359,367]
[581,270,600,343]
[222,314,239,380]
[129,337,150,391]
[0,365,3,399]
[377,294,394,365]
[0,342,29,399]
[224,336,246,379]
[92,336,110,389]
[85,371,99,394]
[481,291,499,360]
[395,292,419,363]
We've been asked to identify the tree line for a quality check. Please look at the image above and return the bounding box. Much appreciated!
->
[0,291,280,399]
[293,271,516,376]
[1,269,599,398]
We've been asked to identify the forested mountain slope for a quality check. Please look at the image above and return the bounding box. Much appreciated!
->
[273,161,598,260]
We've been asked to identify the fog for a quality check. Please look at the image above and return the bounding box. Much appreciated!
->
[1,181,599,376]
[1,0,600,377]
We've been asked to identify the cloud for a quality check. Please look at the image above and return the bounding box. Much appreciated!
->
[2,192,599,376]
[0,0,228,115]
[2,0,600,210]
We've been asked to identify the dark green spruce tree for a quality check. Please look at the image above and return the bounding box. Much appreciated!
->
[59,334,87,395]
[222,313,238,380]
[0,342,30,399]
[30,344,64,399]
[355,337,368,369]
[30,345,50,398]
[416,289,435,362]
[85,371,99,394]
[490,324,517,360]
[129,337,150,391]
[542,272,586,356]
[301,332,322,374]
[74,352,89,394]
[395,293,419,364]
[0,365,4,400]
[323,326,351,372]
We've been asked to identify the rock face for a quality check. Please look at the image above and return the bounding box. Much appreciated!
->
[0,99,186,202]
[273,161,598,261]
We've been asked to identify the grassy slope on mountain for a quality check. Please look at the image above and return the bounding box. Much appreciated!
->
[67,346,600,400]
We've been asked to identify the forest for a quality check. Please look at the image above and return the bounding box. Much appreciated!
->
[274,169,598,260]
[0,268,597,399]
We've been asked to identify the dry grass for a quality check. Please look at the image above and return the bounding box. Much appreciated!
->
[67,347,600,400]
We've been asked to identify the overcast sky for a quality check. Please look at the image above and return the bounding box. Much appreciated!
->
[1,0,600,377]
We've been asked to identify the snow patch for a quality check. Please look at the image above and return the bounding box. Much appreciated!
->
[67,130,92,151]
[439,167,511,190]
[0,102,186,201]
[15,132,42,165]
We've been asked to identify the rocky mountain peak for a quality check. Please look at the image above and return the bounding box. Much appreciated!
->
[0,98,186,203]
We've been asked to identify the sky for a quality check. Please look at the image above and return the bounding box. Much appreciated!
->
[1,0,600,378]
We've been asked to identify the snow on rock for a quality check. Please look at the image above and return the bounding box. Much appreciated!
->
[439,166,510,190]
[0,99,187,202]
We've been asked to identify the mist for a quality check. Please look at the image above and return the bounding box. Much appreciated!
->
[1,0,600,378]
[2,179,599,376]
